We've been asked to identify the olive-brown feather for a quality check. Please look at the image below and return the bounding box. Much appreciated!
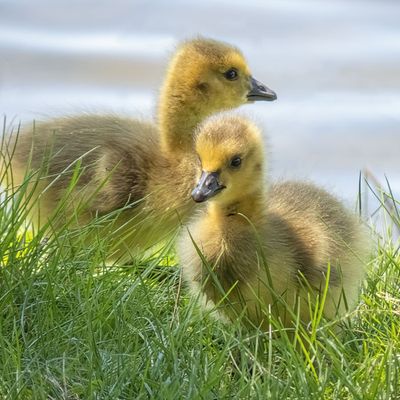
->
[3,38,273,259]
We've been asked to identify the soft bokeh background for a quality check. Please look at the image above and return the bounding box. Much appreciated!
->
[1,0,399,223]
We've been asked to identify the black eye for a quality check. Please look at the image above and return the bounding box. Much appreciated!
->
[230,156,242,168]
[224,68,238,81]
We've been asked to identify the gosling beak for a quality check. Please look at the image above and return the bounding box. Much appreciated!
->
[191,171,226,203]
[247,76,277,102]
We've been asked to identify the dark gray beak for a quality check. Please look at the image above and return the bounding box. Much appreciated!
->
[247,76,277,101]
[191,171,226,203]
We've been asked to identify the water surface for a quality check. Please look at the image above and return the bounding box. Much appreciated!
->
[1,0,399,226]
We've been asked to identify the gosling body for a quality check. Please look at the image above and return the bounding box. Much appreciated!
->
[178,115,368,328]
[4,38,276,257]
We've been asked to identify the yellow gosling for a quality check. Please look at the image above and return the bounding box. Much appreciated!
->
[3,38,276,259]
[178,114,369,329]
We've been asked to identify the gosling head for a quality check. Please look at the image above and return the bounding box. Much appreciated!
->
[165,37,277,113]
[192,114,265,205]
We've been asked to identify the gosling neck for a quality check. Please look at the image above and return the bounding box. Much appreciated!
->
[208,188,266,224]
[158,81,208,156]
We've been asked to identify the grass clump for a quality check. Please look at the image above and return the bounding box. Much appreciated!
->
[0,224,398,399]
[0,126,399,399]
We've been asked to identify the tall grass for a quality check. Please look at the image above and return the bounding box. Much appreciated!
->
[0,122,399,399]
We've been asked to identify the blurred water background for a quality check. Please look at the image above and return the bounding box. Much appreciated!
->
[0,0,399,234]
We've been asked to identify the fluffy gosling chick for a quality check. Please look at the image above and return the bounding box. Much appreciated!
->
[178,115,368,329]
[4,38,276,257]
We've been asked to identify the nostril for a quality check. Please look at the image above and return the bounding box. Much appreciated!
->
[258,84,266,91]
[205,178,213,188]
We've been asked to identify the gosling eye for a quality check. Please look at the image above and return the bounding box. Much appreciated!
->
[230,156,242,169]
[224,68,239,81]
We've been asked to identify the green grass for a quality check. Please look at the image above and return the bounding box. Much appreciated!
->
[1,127,399,399]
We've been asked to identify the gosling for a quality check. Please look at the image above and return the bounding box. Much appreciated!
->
[4,38,276,259]
[178,114,369,329]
